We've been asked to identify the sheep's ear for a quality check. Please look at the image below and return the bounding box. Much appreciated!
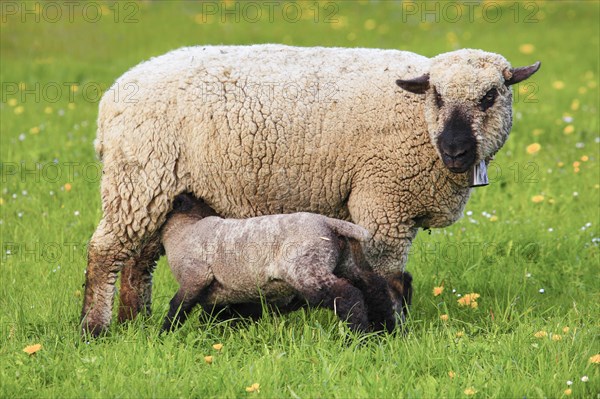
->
[504,61,541,86]
[396,73,430,94]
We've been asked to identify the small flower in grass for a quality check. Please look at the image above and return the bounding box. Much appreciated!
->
[589,354,600,364]
[564,388,572,396]
[552,334,562,341]
[581,155,589,162]
[581,375,588,382]
[534,331,548,338]
[526,143,541,154]
[552,81,565,90]
[519,43,535,55]
[14,105,24,115]
[456,331,465,338]
[44,106,53,114]
[212,343,223,351]
[539,289,545,294]
[464,387,477,395]
[245,383,260,393]
[531,195,544,203]
[457,293,480,308]
[433,285,444,296]
[204,355,213,364]
[64,183,72,192]
[440,314,449,321]
[489,215,498,222]
[566,380,573,386]
[563,125,574,135]
[448,370,456,379]
[562,326,570,333]
[8,98,17,107]
[23,344,42,355]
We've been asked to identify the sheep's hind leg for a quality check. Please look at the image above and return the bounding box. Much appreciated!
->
[81,218,135,337]
[118,235,162,322]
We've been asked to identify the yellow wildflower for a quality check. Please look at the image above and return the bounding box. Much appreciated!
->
[204,355,213,364]
[519,44,535,55]
[534,330,548,338]
[565,388,572,396]
[458,293,480,307]
[23,344,42,355]
[448,371,456,379]
[364,19,376,30]
[464,387,477,395]
[562,326,570,333]
[440,314,449,321]
[531,195,544,203]
[14,106,24,114]
[570,99,580,111]
[433,286,444,296]
[245,383,260,393]
[552,334,562,341]
[589,354,600,364]
[563,125,574,134]
[212,343,223,351]
[489,215,498,222]
[526,143,541,154]
[552,81,565,89]
[8,98,17,107]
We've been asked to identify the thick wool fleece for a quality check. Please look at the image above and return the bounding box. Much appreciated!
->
[83,45,529,334]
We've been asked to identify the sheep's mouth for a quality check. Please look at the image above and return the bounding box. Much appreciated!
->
[437,111,478,174]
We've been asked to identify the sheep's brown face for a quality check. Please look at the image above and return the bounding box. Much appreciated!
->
[396,50,540,175]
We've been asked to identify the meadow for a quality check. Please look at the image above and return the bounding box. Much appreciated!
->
[0,1,598,397]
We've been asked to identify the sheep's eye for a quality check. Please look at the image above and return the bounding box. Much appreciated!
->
[434,88,444,108]
[479,88,497,111]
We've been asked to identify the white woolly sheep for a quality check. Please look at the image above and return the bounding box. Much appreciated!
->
[81,44,539,336]
[160,193,398,333]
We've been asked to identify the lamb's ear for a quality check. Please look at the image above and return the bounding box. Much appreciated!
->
[396,73,430,94]
[504,61,541,86]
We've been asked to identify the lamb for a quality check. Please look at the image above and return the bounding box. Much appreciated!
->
[81,44,540,336]
[160,193,398,333]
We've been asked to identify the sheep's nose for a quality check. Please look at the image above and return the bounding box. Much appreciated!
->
[442,148,467,160]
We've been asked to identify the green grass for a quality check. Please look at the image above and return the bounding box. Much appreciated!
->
[1,1,599,397]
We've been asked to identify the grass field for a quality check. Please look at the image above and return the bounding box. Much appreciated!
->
[1,1,599,397]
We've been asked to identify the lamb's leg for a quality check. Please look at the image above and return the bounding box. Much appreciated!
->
[291,273,370,333]
[353,272,397,333]
[161,289,200,332]
[118,236,162,322]
[347,191,418,321]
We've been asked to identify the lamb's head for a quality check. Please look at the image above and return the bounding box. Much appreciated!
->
[396,49,540,174]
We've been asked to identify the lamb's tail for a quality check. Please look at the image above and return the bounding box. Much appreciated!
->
[323,218,371,243]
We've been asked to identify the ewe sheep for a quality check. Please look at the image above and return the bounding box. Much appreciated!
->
[160,193,397,333]
[81,45,539,336]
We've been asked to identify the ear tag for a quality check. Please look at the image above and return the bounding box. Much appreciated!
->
[469,160,489,187]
